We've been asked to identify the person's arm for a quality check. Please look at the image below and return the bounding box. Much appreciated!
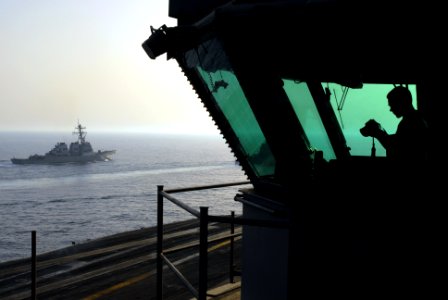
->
[372,129,394,152]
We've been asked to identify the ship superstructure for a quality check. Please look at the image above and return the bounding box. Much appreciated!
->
[143,0,444,299]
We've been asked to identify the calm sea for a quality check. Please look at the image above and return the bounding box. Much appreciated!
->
[0,132,249,263]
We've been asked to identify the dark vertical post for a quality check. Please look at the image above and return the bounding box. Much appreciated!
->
[157,185,164,300]
[199,207,209,300]
[229,211,235,283]
[31,230,36,300]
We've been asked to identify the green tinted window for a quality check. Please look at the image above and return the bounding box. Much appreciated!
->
[324,83,417,156]
[197,67,275,176]
[191,39,275,177]
[283,79,336,161]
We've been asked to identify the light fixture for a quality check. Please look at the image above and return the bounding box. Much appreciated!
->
[142,25,169,60]
[142,24,200,60]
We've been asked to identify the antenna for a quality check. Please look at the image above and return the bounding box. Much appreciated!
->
[73,121,87,144]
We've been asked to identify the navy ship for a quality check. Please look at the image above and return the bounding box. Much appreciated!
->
[11,122,116,165]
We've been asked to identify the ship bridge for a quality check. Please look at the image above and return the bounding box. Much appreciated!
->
[143,1,445,299]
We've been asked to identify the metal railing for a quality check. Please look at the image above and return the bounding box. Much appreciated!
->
[156,181,289,300]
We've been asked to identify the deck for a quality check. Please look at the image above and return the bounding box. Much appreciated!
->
[0,219,242,300]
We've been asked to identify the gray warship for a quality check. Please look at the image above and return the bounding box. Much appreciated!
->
[11,122,116,165]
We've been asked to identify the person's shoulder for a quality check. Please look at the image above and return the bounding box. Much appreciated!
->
[410,110,429,129]
[407,109,425,120]
[401,110,428,129]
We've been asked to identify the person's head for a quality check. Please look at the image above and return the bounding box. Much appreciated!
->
[387,86,414,118]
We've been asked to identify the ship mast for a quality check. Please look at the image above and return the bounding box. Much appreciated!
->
[73,121,87,144]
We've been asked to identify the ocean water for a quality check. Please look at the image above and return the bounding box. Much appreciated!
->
[0,132,249,263]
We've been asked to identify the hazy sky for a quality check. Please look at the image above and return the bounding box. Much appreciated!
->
[0,0,219,134]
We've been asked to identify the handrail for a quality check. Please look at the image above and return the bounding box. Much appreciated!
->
[163,232,242,255]
[209,215,289,228]
[156,181,288,300]
[164,181,250,194]
[161,253,199,298]
[159,191,200,217]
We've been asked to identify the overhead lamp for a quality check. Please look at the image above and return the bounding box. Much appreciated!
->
[142,25,169,60]
[142,24,200,60]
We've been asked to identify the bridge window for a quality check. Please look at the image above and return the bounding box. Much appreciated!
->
[323,83,417,157]
[189,39,276,177]
[283,80,336,161]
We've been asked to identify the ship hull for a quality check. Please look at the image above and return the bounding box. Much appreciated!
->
[11,150,116,165]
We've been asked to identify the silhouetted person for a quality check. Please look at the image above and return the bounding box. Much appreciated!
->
[360,86,429,161]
